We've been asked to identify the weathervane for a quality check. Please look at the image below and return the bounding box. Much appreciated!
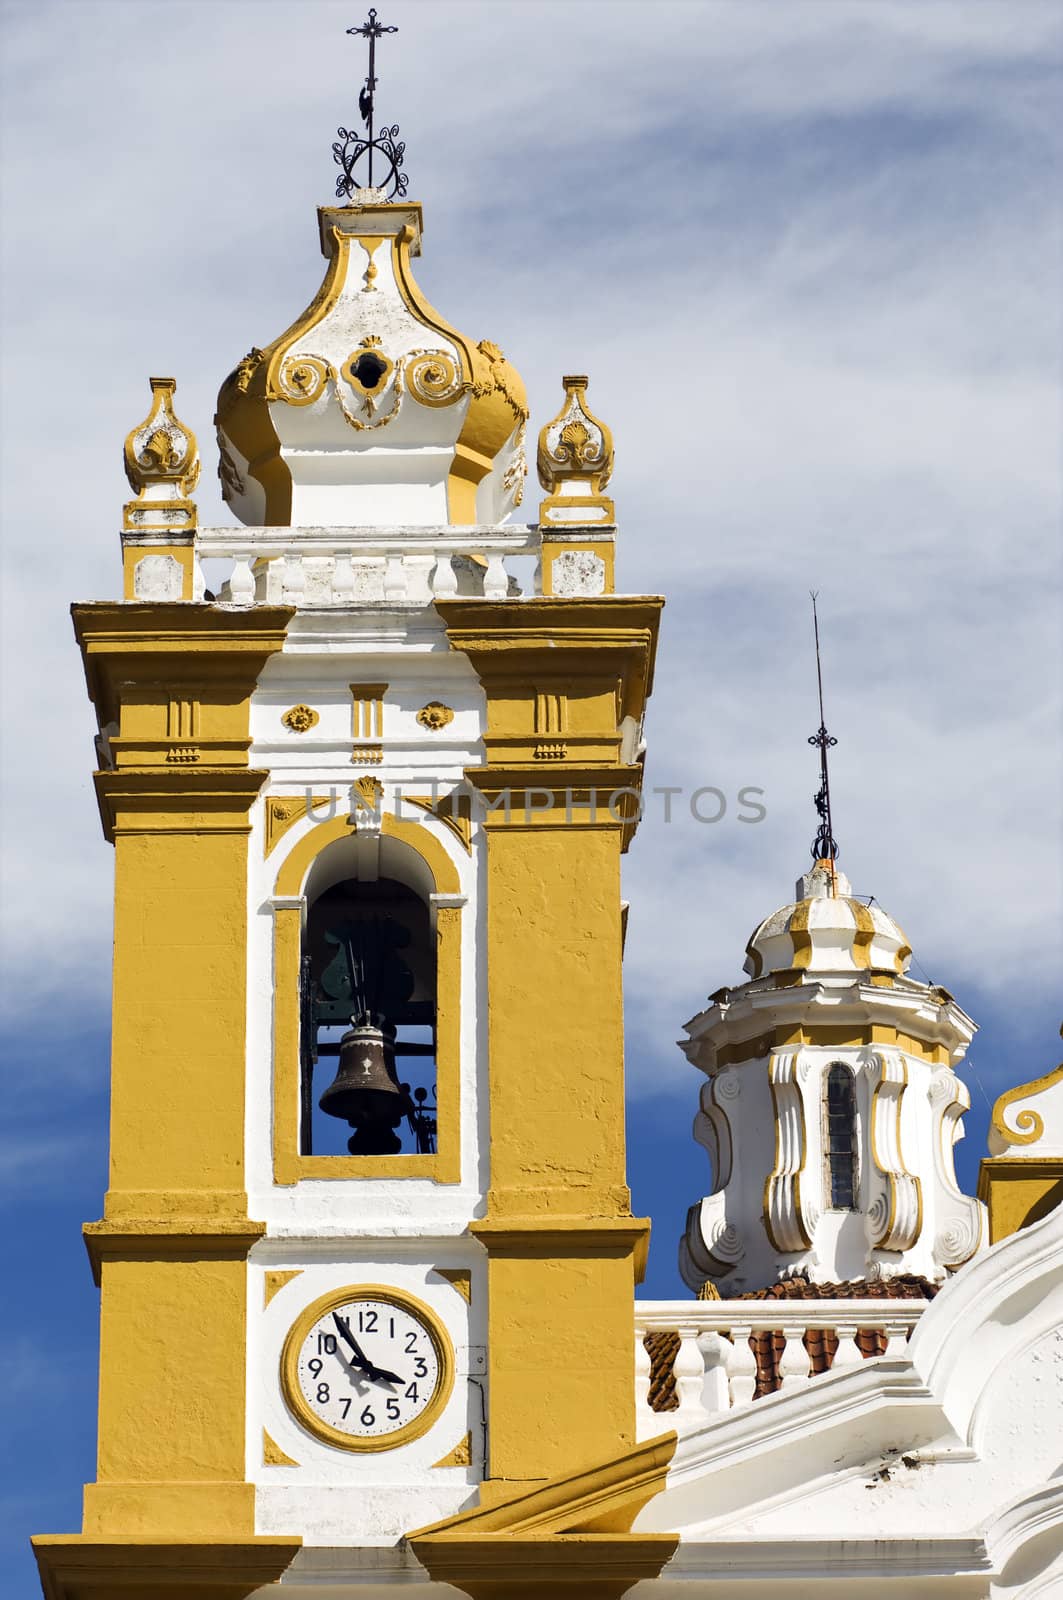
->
[808,591,840,866]
[333,8,409,201]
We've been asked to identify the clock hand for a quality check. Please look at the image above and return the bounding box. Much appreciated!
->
[365,1362,402,1385]
[332,1312,372,1371]
[332,1311,401,1384]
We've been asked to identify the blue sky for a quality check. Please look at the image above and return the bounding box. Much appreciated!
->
[2,0,1061,1590]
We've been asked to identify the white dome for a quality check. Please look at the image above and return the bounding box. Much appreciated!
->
[743,860,912,981]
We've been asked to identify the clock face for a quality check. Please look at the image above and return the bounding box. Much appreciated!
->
[280,1285,453,1452]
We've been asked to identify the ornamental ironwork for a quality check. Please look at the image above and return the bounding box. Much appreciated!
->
[333,8,409,200]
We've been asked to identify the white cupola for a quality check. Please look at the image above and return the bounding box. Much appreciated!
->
[679,859,987,1294]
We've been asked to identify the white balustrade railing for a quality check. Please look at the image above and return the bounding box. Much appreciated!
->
[194,524,542,607]
[634,1299,927,1436]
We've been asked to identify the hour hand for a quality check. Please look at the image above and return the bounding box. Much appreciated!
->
[332,1312,371,1370]
[367,1362,402,1385]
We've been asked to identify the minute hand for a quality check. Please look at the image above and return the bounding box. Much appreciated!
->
[333,1313,401,1384]
[332,1313,372,1371]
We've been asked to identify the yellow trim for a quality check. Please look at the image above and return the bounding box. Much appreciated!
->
[788,898,813,969]
[264,1269,303,1308]
[405,792,473,854]
[540,536,616,595]
[763,1052,811,1252]
[847,898,875,968]
[274,807,460,898]
[32,1535,301,1600]
[978,1154,1063,1242]
[714,1023,951,1070]
[122,543,197,600]
[279,1284,455,1454]
[272,813,461,1184]
[262,1430,300,1467]
[412,1433,675,1537]
[990,1059,1063,1148]
[431,1432,472,1469]
[264,796,330,858]
[435,1267,472,1303]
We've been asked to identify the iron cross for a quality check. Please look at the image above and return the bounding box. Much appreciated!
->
[347,9,398,135]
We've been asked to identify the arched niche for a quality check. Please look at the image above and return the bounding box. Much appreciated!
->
[270,814,464,1185]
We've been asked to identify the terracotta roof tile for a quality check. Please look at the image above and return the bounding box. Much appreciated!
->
[734,1273,938,1302]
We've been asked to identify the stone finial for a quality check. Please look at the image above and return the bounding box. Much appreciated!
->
[536,375,615,528]
[123,377,200,532]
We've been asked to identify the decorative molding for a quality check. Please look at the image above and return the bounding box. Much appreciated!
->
[262,1429,299,1467]
[264,795,329,858]
[281,704,318,734]
[431,1431,472,1469]
[405,792,473,854]
[868,1051,922,1252]
[435,1267,472,1303]
[764,1050,812,1252]
[417,700,455,731]
[990,1049,1063,1150]
[264,1268,303,1308]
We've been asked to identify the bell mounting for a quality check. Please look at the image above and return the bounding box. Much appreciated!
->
[808,591,840,867]
[333,7,409,201]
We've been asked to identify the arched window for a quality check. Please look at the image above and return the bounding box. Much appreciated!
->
[300,873,437,1158]
[824,1063,859,1210]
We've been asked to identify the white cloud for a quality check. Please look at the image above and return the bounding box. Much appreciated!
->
[1,1,1059,1098]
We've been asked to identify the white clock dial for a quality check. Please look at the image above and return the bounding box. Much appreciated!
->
[281,1286,453,1452]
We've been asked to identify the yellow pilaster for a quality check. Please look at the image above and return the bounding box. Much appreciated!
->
[438,598,661,1494]
[50,604,298,1577]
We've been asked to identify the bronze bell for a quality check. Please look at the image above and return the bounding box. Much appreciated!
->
[319,1020,406,1155]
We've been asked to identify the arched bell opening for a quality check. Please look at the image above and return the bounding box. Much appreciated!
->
[300,858,438,1160]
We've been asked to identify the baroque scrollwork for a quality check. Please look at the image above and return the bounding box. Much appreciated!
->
[275,354,330,407]
[764,1050,812,1252]
[406,349,463,408]
[868,1051,922,1252]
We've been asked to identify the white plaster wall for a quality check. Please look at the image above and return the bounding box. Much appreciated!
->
[249,1248,485,1543]
[244,608,492,1545]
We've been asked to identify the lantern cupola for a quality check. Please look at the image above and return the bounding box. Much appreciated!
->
[215,200,528,528]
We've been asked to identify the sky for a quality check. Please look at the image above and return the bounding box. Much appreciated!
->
[1,0,1061,1587]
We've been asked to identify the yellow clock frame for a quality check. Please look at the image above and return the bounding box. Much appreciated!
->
[280,1283,456,1453]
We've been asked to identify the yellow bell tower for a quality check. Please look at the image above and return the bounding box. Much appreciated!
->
[34,171,674,1596]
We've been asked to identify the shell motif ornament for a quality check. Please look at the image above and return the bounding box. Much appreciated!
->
[536,375,613,495]
[122,377,200,532]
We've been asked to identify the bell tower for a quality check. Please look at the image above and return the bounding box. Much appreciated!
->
[33,43,671,1591]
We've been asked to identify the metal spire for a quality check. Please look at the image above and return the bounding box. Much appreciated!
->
[808,591,839,868]
[333,8,409,200]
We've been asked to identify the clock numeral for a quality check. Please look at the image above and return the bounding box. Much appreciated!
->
[405,1381,420,1402]
[316,1382,330,1404]
[317,1333,337,1355]
[389,1316,395,1338]
[358,1309,378,1333]
[386,1396,400,1420]
[308,1358,323,1378]
[360,1404,376,1427]
[404,1331,419,1354]
[413,1356,428,1378]
[338,1398,352,1420]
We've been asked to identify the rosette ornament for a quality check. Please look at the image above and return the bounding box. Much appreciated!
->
[122,377,200,532]
[536,375,614,527]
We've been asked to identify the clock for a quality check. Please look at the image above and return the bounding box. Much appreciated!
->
[280,1284,454,1452]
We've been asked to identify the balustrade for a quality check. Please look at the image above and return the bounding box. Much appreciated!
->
[633,1299,926,1437]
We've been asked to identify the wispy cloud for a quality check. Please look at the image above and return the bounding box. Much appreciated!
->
[1,0,1059,1061]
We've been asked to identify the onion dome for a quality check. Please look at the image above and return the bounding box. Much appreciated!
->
[743,859,912,981]
[215,200,528,528]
